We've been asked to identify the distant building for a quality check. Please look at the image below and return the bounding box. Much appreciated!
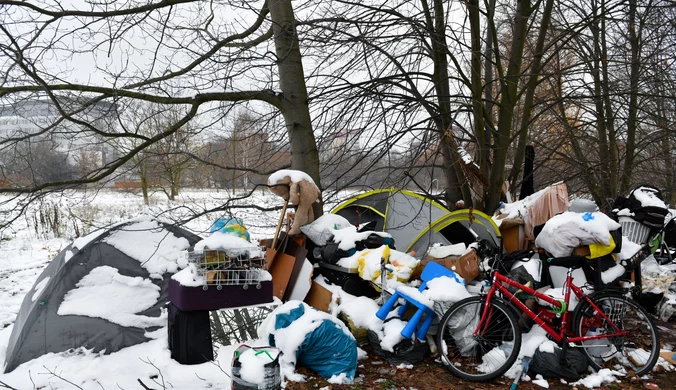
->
[0,97,118,166]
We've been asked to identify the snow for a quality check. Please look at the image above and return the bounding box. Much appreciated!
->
[0,338,242,389]
[504,326,557,379]
[571,368,624,388]
[0,188,298,388]
[171,263,205,287]
[427,243,466,258]
[57,266,165,328]
[632,187,667,209]
[338,296,383,331]
[327,373,350,384]
[301,213,353,246]
[304,213,352,232]
[495,186,549,220]
[378,318,407,352]
[268,169,316,186]
[31,276,50,302]
[194,232,260,254]
[103,217,191,277]
[601,263,626,284]
[395,285,433,308]
[237,347,280,385]
[331,225,391,251]
[532,374,549,388]
[617,236,643,261]
[72,228,107,250]
[423,276,471,303]
[63,250,74,263]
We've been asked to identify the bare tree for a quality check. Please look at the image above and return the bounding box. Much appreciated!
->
[0,0,322,219]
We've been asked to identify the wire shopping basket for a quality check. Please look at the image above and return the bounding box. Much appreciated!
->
[187,248,268,291]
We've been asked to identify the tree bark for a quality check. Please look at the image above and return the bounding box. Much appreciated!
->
[600,0,618,197]
[422,0,472,207]
[467,0,489,186]
[620,0,640,193]
[268,0,323,217]
[508,0,555,194]
[484,0,531,214]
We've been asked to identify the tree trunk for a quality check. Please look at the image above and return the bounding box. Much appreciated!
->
[620,0,640,193]
[508,0,555,194]
[484,0,531,214]
[467,0,489,182]
[140,164,150,206]
[268,0,323,218]
[600,0,619,197]
[423,0,472,207]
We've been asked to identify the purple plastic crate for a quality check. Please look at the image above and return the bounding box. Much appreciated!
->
[168,279,273,311]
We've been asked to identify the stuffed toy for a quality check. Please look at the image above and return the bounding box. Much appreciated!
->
[268,170,321,236]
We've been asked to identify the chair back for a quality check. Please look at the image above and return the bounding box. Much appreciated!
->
[419,261,464,290]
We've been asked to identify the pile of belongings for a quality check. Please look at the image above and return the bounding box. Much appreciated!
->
[613,185,670,231]
[641,255,676,320]
[301,214,395,264]
[534,199,626,288]
[301,214,420,295]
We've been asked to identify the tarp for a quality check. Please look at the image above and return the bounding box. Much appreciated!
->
[332,189,501,256]
[3,219,202,373]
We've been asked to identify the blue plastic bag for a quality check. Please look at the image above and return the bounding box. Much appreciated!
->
[269,303,357,380]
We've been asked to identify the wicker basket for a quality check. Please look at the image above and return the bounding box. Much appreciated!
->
[618,216,651,244]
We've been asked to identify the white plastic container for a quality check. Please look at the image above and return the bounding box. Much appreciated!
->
[548,266,588,289]
[618,216,651,244]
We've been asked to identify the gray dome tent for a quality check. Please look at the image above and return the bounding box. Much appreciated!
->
[332,189,501,254]
[3,218,202,373]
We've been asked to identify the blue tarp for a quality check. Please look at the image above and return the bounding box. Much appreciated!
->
[269,303,357,379]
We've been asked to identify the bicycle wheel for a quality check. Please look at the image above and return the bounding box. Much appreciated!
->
[436,296,522,381]
[572,292,660,376]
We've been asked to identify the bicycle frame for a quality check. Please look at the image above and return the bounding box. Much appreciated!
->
[475,269,626,344]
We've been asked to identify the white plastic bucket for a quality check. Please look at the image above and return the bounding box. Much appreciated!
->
[618,216,650,244]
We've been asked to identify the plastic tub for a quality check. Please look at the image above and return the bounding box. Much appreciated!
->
[618,216,651,244]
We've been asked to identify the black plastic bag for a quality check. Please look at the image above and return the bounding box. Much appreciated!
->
[367,329,428,365]
[530,346,588,380]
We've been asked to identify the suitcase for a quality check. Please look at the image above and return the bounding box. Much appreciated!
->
[168,303,214,364]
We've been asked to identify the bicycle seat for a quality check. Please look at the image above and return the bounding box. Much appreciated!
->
[545,255,588,268]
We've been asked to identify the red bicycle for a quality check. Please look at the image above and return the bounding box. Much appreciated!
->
[436,254,660,381]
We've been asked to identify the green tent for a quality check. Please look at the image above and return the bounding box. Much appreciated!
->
[331,189,501,254]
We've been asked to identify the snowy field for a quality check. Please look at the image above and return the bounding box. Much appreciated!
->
[0,188,351,389]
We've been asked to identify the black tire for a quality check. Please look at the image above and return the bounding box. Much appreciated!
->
[572,292,660,376]
[436,296,522,382]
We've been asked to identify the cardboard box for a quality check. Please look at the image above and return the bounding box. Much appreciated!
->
[304,280,333,313]
[501,225,521,252]
[422,249,481,282]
